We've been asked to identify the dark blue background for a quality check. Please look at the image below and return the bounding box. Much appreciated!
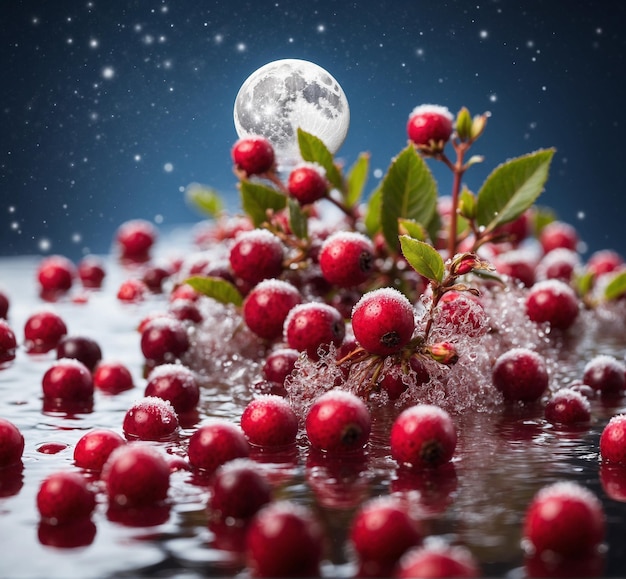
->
[2,0,625,259]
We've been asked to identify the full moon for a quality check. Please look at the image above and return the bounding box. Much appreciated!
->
[233,59,350,167]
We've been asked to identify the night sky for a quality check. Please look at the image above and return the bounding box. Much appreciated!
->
[1,1,625,260]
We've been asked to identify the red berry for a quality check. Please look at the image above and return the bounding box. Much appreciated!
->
[122,396,179,441]
[525,279,579,330]
[142,264,171,293]
[434,291,487,338]
[36,471,96,524]
[74,428,125,471]
[116,219,157,261]
[492,348,549,403]
[77,255,106,288]
[586,249,624,277]
[351,288,415,356]
[262,347,299,386]
[243,279,302,340]
[93,361,134,394]
[241,395,299,447]
[494,248,536,288]
[284,302,345,360]
[116,278,148,303]
[229,229,284,285]
[287,164,328,205]
[522,481,605,556]
[395,540,480,578]
[600,415,626,464]
[37,255,76,295]
[0,290,9,319]
[246,500,324,578]
[583,354,626,397]
[24,310,68,354]
[231,136,275,176]
[539,220,579,254]
[319,231,375,288]
[407,104,454,147]
[208,458,272,522]
[535,248,580,282]
[56,335,102,372]
[350,496,423,577]
[187,420,250,472]
[144,363,200,413]
[0,418,24,467]
[42,358,94,403]
[390,404,457,469]
[102,444,170,506]
[0,320,17,367]
[544,388,591,425]
[140,317,190,365]
[168,299,203,324]
[305,389,371,453]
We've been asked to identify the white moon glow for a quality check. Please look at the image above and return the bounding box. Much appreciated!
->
[233,59,350,167]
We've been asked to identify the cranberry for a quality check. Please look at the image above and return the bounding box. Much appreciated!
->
[600,415,626,464]
[168,299,203,324]
[0,290,9,319]
[351,288,415,356]
[0,418,24,467]
[187,420,250,472]
[24,310,68,354]
[74,428,125,471]
[525,279,579,330]
[246,500,324,578]
[287,164,328,205]
[36,471,96,524]
[407,104,454,148]
[395,540,480,578]
[243,279,302,340]
[583,354,626,397]
[42,358,94,404]
[523,481,605,556]
[169,282,202,302]
[140,317,190,365]
[77,255,106,289]
[38,518,97,549]
[390,404,457,469]
[116,278,148,302]
[231,136,275,176]
[37,255,76,294]
[319,231,375,288]
[494,250,536,288]
[535,248,580,282]
[241,395,299,448]
[262,347,299,386]
[0,320,17,367]
[144,363,200,413]
[102,444,170,506]
[208,458,272,522]
[305,389,371,453]
[544,388,591,425]
[122,396,179,441]
[284,302,345,360]
[141,264,171,292]
[93,361,134,394]
[56,335,102,372]
[586,249,624,277]
[539,220,579,254]
[116,219,157,261]
[492,348,549,403]
[229,229,284,285]
[434,291,487,337]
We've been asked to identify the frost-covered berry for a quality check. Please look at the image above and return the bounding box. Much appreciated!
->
[535,248,580,282]
[77,255,106,289]
[36,471,96,524]
[284,302,345,360]
[523,481,605,556]
[229,229,284,285]
[232,136,275,176]
[243,279,302,340]
[539,220,579,254]
[305,389,371,453]
[434,291,487,338]
[395,539,480,578]
[73,428,125,471]
[24,310,68,354]
[351,288,415,356]
[241,395,298,447]
[544,388,591,425]
[140,317,190,365]
[0,418,24,467]
[583,354,626,397]
[144,363,200,414]
[390,404,457,469]
[116,219,157,261]
[116,278,148,303]
[525,280,579,330]
[319,231,375,288]
[492,348,549,403]
[262,347,299,386]
[586,249,624,277]
[600,415,626,464]
[122,396,179,441]
[37,255,76,295]
[187,420,250,472]
[0,320,17,367]
[287,163,328,205]
[407,104,454,148]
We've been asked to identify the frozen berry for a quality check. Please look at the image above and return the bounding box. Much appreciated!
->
[36,471,96,524]
[243,279,302,340]
[523,481,605,556]
[144,363,200,413]
[600,415,626,464]
[583,354,626,397]
[352,288,415,356]
[102,444,170,506]
[122,396,179,441]
[232,136,275,176]
[287,164,328,205]
[284,302,345,360]
[395,540,480,578]
[586,249,624,277]
[535,248,580,282]
[494,250,536,288]
[77,255,106,288]
[0,290,9,319]
[56,335,102,372]
[93,361,134,394]
[241,395,298,447]
[208,458,272,522]
[140,317,190,365]
[229,229,284,285]
[74,428,125,471]
[0,418,24,467]
[168,299,203,324]
[187,420,250,472]
[24,310,68,354]
[434,291,487,338]
[319,231,375,288]
[544,388,591,425]
[539,220,579,254]
[492,348,549,403]
[525,279,579,330]
[37,255,76,295]
[42,358,94,404]
[246,500,324,578]
[116,219,157,261]
[141,264,171,293]
[391,404,457,469]
[116,278,148,303]
[407,104,454,148]
[0,320,17,367]
[262,348,299,386]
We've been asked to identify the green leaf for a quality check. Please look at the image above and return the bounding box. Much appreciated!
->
[297,128,343,190]
[399,235,444,283]
[574,270,595,298]
[398,219,426,241]
[604,271,626,301]
[240,180,287,227]
[185,183,224,218]
[287,198,308,240]
[185,276,243,307]
[380,146,438,252]
[345,152,370,208]
[476,148,555,231]
[364,187,382,237]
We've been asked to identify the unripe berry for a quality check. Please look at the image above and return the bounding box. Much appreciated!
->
[287,164,328,205]
[231,136,275,176]
[407,104,454,147]
[319,231,375,288]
